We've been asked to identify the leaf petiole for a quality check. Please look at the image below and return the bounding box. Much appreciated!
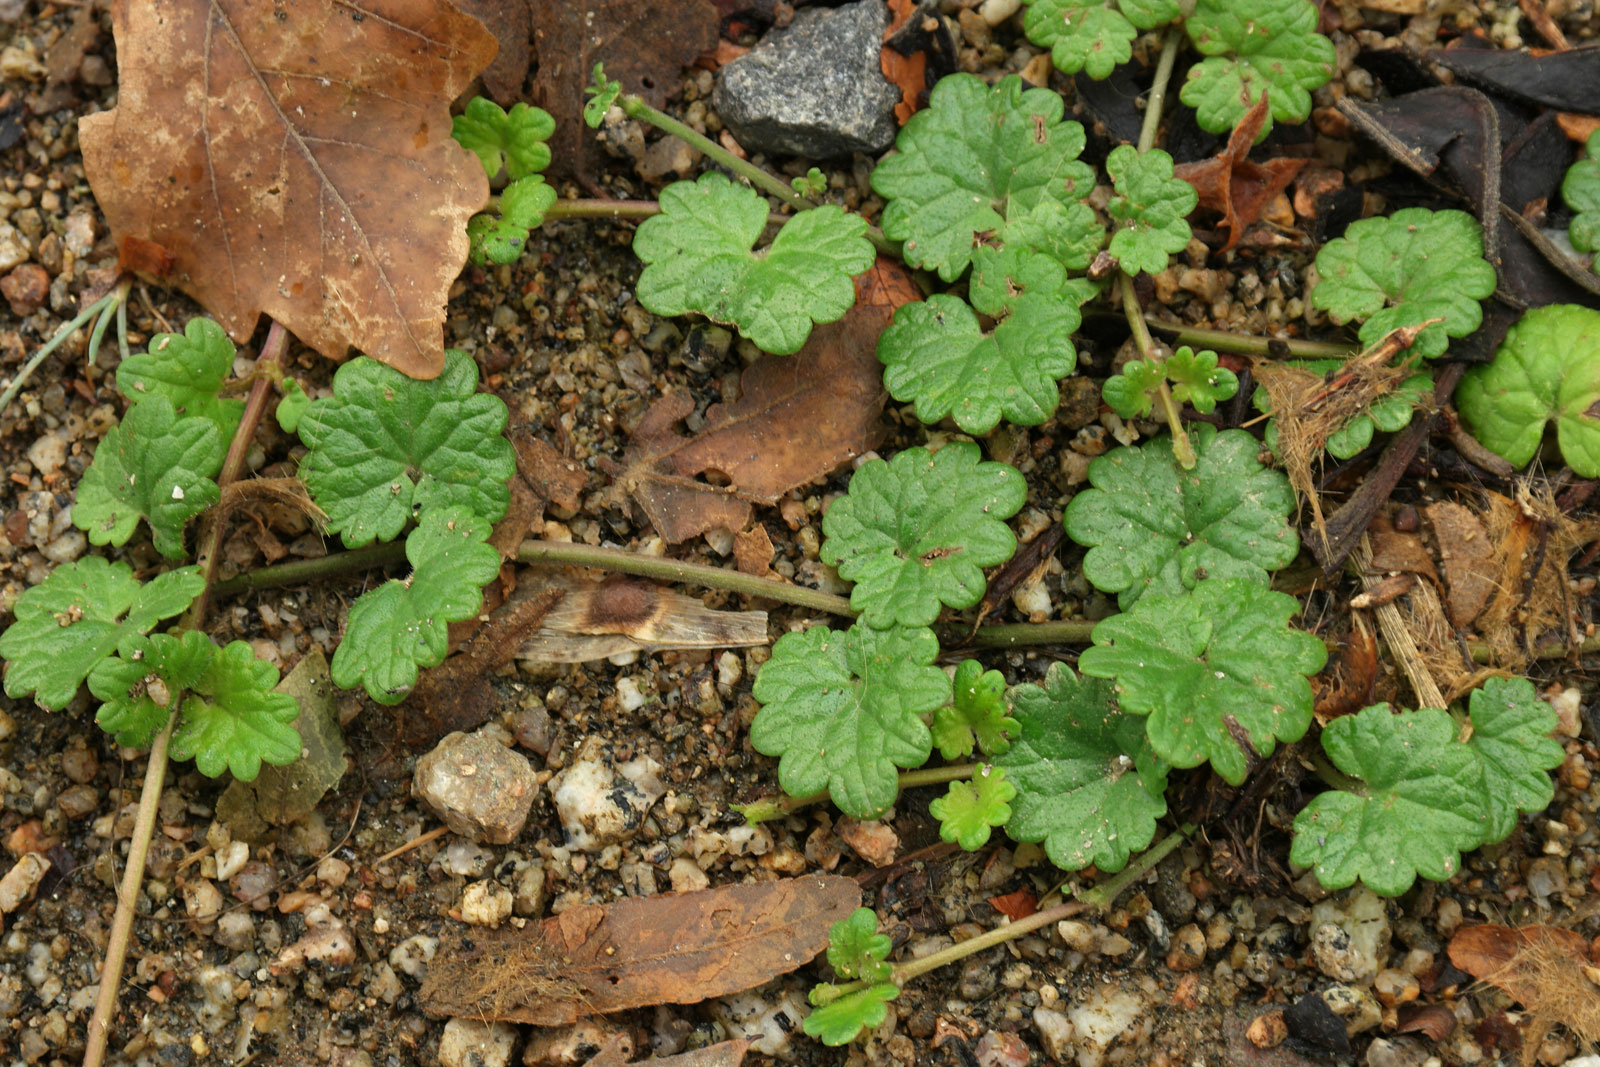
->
[1121,274,1196,467]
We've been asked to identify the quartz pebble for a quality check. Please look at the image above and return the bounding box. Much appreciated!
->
[460,880,513,927]
[414,731,539,845]
[439,1018,518,1067]
[1032,1007,1074,1061]
[1067,982,1149,1067]
[0,854,50,913]
[1310,888,1390,984]
[548,737,665,851]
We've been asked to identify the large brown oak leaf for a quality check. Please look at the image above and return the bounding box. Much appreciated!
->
[80,0,496,379]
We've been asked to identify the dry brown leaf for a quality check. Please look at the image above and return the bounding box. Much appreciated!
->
[80,1,494,379]
[854,255,923,312]
[614,306,888,544]
[1425,501,1499,629]
[882,0,927,125]
[1173,94,1308,252]
[517,573,767,663]
[532,0,720,181]
[1448,923,1600,1061]
[490,430,589,558]
[1311,621,1378,722]
[1476,484,1600,668]
[419,873,860,1024]
[454,0,533,104]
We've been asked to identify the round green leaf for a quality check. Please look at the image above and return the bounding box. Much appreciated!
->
[1181,0,1336,137]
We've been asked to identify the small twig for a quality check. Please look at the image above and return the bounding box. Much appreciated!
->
[372,824,451,866]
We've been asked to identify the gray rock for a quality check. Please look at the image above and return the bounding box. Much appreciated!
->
[713,0,900,159]
[413,731,538,845]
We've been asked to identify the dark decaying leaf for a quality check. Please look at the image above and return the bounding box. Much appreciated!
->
[532,0,720,180]
[1424,501,1497,629]
[613,306,887,544]
[454,0,533,104]
[1173,94,1308,251]
[1428,41,1600,114]
[419,874,860,1023]
[1448,923,1600,1050]
[516,573,767,663]
[79,0,496,379]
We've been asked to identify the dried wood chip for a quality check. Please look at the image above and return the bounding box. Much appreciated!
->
[517,573,767,663]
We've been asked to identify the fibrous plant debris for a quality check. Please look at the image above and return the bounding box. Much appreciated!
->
[419,874,860,1023]
[1448,923,1600,1064]
[78,0,496,378]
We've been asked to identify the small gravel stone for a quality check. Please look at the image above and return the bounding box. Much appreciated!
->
[460,879,513,927]
[0,263,46,315]
[1032,1007,1074,1061]
[439,1018,518,1067]
[214,912,254,951]
[271,920,355,973]
[1310,888,1389,984]
[414,731,539,845]
[712,0,899,158]
[1166,923,1206,972]
[522,1019,626,1065]
[0,224,29,272]
[669,856,709,893]
[549,738,665,851]
[439,839,494,878]
[0,854,50,913]
[182,879,223,922]
[1067,982,1149,1067]
[214,840,249,882]
[1373,968,1420,1007]
[1247,1010,1288,1049]
[1321,983,1383,1036]
[389,934,439,979]
[834,817,899,867]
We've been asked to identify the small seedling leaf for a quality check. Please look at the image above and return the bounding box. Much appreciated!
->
[1021,2,1138,80]
[1456,303,1600,477]
[1079,579,1328,784]
[583,63,623,128]
[871,74,1095,281]
[1063,426,1299,608]
[930,765,1017,850]
[1561,130,1600,262]
[1289,704,1485,896]
[1181,0,1336,137]
[803,983,899,1046]
[1309,207,1497,359]
[793,167,828,197]
[1465,676,1565,843]
[89,630,215,748]
[750,623,947,818]
[1102,359,1168,419]
[1106,146,1197,277]
[116,317,243,438]
[451,97,554,180]
[826,907,893,982]
[821,442,1026,628]
[878,248,1081,434]
[330,507,501,704]
[74,396,224,558]
[633,173,874,355]
[932,659,1018,760]
[0,560,204,710]
[1165,346,1237,413]
[996,663,1168,872]
[297,350,514,546]
[275,379,310,435]
[468,174,557,265]
[168,640,302,780]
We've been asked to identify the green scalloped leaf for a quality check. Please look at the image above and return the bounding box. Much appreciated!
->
[169,641,301,780]
[996,663,1168,872]
[826,907,893,983]
[750,623,948,819]
[116,317,243,438]
[0,560,204,711]
[89,630,215,748]
[1063,425,1299,608]
[73,395,224,559]
[633,173,874,355]
[1456,303,1600,478]
[296,350,514,547]
[1289,704,1485,896]
[1180,0,1336,138]
[1079,579,1327,784]
[1561,129,1600,264]
[932,659,1017,760]
[1165,347,1237,414]
[584,63,623,128]
[1466,676,1564,843]
[329,508,503,705]
[931,766,1016,851]
[451,97,554,180]
[468,174,557,265]
[877,247,1081,434]
[871,73,1096,281]
[803,983,899,1046]
[1309,207,1497,359]
[1106,146,1197,276]
[1021,2,1138,79]
[821,442,1026,628]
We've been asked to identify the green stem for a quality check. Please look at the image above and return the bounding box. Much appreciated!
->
[1305,747,1366,795]
[1076,823,1193,910]
[1121,273,1195,467]
[212,542,406,597]
[891,897,1091,985]
[955,620,1097,647]
[737,764,979,824]
[81,711,178,1067]
[539,198,663,220]
[1143,319,1358,360]
[618,93,897,257]
[1137,29,1183,154]
[516,539,856,616]
[0,287,122,420]
[84,278,132,384]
